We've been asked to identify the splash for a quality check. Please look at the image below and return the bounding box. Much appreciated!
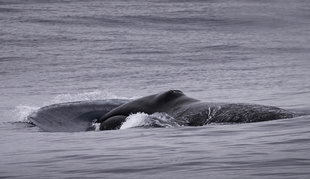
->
[49,90,132,105]
[14,105,39,122]
[120,112,184,129]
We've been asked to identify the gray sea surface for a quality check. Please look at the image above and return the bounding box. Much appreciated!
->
[1,0,310,178]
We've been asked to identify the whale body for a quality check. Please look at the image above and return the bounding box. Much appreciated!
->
[27,90,297,132]
[98,90,297,130]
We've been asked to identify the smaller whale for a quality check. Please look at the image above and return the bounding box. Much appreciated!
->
[98,90,297,130]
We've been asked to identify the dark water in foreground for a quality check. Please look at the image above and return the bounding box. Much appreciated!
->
[1,0,310,178]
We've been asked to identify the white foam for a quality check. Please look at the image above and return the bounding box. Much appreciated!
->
[13,105,39,122]
[120,112,182,129]
[92,121,101,131]
[120,112,149,129]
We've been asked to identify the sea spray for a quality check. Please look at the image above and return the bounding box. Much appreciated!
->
[14,105,39,122]
[49,90,133,105]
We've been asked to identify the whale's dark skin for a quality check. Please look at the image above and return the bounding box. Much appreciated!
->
[98,90,297,130]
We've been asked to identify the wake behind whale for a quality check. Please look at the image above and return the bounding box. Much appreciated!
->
[27,90,298,132]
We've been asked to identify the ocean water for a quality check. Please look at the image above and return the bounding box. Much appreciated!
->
[1,0,310,178]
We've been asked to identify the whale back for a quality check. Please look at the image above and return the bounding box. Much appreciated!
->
[98,90,191,122]
[154,90,185,104]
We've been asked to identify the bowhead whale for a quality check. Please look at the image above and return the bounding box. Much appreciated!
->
[98,90,297,130]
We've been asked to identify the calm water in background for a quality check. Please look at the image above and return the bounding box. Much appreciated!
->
[1,0,310,178]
